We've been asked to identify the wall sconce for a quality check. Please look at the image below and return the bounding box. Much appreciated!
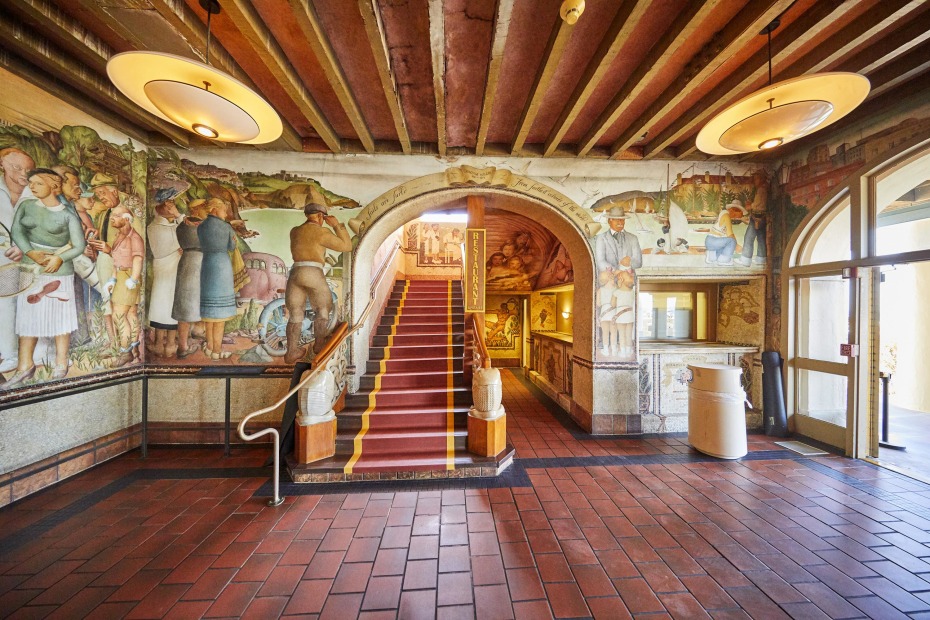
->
[561,311,571,319]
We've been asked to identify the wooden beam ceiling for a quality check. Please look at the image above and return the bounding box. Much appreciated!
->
[475,0,514,156]
[607,0,794,159]
[642,0,859,160]
[542,0,650,158]
[511,13,575,155]
[221,0,341,153]
[147,0,302,151]
[287,0,374,153]
[835,8,930,75]
[577,0,724,158]
[677,0,926,160]
[0,8,191,147]
[357,0,411,154]
[7,0,110,74]
[428,0,446,156]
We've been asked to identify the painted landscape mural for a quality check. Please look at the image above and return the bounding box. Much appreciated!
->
[0,122,147,391]
[146,152,361,366]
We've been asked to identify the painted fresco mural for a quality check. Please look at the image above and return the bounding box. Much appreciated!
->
[484,295,521,358]
[484,211,558,292]
[405,221,464,267]
[0,122,147,391]
[530,292,556,331]
[146,152,361,365]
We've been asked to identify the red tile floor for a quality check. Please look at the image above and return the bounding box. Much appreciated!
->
[4,371,930,618]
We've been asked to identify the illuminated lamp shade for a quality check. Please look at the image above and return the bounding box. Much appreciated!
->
[696,73,870,156]
[107,51,282,144]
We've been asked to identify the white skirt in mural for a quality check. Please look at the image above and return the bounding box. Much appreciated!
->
[15,274,78,337]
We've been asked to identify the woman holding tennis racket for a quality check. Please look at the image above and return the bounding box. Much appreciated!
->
[4,169,86,387]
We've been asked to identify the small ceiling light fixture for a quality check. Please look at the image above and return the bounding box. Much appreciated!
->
[107,0,282,144]
[696,18,869,156]
[559,0,585,25]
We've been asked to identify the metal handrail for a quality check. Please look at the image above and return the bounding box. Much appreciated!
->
[238,241,401,505]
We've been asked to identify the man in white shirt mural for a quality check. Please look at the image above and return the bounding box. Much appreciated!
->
[0,148,35,374]
[594,206,642,360]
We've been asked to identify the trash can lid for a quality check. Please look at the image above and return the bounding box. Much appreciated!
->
[688,364,743,394]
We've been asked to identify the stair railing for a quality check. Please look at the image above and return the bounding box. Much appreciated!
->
[238,241,401,506]
[466,313,490,382]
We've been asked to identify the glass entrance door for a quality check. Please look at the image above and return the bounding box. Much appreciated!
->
[792,273,853,450]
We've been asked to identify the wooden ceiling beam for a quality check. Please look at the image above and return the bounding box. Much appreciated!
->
[287,0,373,153]
[222,0,341,153]
[511,14,575,155]
[0,10,190,147]
[778,0,923,78]
[6,0,111,74]
[0,48,149,143]
[357,0,410,154]
[866,43,930,98]
[674,0,924,160]
[607,0,793,158]
[542,0,650,157]
[577,0,723,158]
[428,0,446,156]
[644,0,858,160]
[475,0,514,156]
[836,8,930,75]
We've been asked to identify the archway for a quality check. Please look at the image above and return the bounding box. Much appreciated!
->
[348,169,599,426]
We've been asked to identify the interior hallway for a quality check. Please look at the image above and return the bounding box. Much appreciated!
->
[2,372,930,619]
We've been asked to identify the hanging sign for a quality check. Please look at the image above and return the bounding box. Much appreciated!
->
[465,228,485,313]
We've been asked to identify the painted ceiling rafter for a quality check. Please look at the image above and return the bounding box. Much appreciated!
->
[220,0,342,153]
[475,0,514,157]
[0,9,191,147]
[428,0,447,157]
[644,0,861,161]
[606,0,794,160]
[576,0,723,158]
[511,8,575,156]
[287,0,374,154]
[357,0,411,154]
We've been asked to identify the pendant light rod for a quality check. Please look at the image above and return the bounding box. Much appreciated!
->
[199,0,221,66]
[760,17,780,87]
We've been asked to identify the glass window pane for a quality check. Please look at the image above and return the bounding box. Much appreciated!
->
[802,202,851,264]
[639,291,692,340]
[797,369,847,427]
[876,178,930,256]
[796,275,848,363]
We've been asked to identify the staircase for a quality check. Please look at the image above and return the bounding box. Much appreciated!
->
[286,279,513,481]
[343,279,468,472]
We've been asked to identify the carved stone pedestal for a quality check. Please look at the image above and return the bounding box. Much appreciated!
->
[296,418,337,464]
[467,412,506,457]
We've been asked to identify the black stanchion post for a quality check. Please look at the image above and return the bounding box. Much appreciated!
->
[879,372,905,450]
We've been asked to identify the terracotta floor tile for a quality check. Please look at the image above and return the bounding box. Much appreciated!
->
[438,571,473,606]
[361,575,402,611]
[471,555,506,586]
[256,564,303,597]
[544,582,589,619]
[321,592,365,620]
[398,588,437,619]
[284,578,332,615]
[474,584,514,620]
[506,567,545,601]
[373,548,408,576]
[439,546,471,573]
[404,559,438,591]
[302,551,345,580]
[536,554,573,583]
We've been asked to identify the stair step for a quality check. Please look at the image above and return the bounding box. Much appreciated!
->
[360,370,462,390]
[375,323,464,335]
[366,357,463,374]
[380,314,463,325]
[337,429,467,456]
[345,386,470,409]
[369,344,464,360]
[372,333,463,347]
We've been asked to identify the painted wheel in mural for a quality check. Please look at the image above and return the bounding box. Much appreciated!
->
[257,286,339,357]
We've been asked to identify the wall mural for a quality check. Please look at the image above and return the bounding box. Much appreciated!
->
[484,210,558,292]
[484,295,521,357]
[0,122,147,391]
[147,152,360,365]
[404,221,463,267]
[530,292,556,331]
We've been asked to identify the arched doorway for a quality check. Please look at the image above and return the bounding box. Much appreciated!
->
[782,133,930,459]
[348,170,598,427]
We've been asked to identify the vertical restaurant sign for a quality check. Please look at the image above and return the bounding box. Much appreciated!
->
[465,228,485,313]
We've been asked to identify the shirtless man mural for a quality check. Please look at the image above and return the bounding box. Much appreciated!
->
[284,194,352,364]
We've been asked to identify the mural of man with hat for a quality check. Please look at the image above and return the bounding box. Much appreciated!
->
[594,205,642,360]
[284,187,352,364]
[87,172,143,354]
[147,188,185,358]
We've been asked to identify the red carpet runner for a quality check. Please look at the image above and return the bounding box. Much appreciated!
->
[344,280,467,473]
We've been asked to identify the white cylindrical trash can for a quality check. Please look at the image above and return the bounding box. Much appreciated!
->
[687,364,747,459]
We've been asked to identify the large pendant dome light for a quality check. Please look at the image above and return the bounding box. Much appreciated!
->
[107,0,282,144]
[696,18,869,156]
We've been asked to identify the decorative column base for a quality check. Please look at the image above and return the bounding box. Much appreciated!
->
[467,409,506,457]
[296,417,337,464]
